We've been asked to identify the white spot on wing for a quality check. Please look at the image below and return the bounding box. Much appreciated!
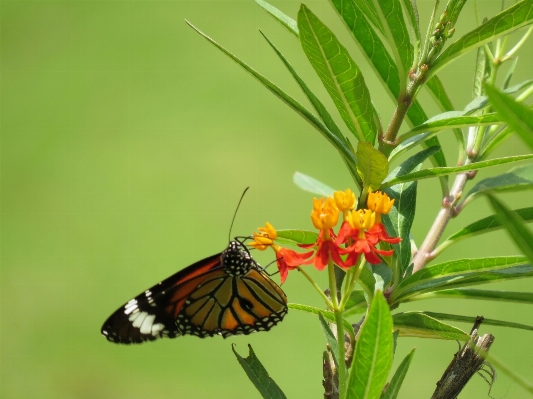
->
[140,314,156,334]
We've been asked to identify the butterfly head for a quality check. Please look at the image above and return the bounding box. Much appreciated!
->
[221,240,256,276]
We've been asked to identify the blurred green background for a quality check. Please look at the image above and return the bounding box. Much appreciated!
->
[2,0,533,398]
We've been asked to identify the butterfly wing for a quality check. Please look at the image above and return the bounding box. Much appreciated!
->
[101,253,222,344]
[102,243,288,344]
[178,267,287,338]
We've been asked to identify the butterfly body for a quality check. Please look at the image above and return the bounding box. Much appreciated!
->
[102,241,287,344]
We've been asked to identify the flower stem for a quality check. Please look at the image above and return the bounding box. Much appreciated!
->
[297,266,334,309]
[328,258,347,399]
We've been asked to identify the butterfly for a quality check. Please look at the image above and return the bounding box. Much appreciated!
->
[101,239,288,344]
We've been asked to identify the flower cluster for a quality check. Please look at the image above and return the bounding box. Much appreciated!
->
[249,189,400,283]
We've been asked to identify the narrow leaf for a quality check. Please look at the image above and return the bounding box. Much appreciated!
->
[330,0,448,170]
[473,45,487,98]
[318,312,340,368]
[390,256,531,304]
[422,311,533,333]
[253,0,298,37]
[288,303,356,341]
[429,2,533,79]
[185,21,358,173]
[344,290,368,317]
[381,348,416,399]
[381,154,533,188]
[275,229,318,246]
[382,147,440,274]
[233,344,287,399]
[393,312,470,340]
[260,31,346,144]
[485,191,533,263]
[463,79,533,115]
[425,76,466,150]
[357,142,389,190]
[375,0,415,79]
[373,263,393,292]
[462,164,533,207]
[503,57,519,90]
[438,207,533,253]
[359,264,378,299]
[408,288,533,305]
[293,171,335,197]
[298,4,381,143]
[400,0,420,42]
[388,132,432,162]
[485,82,533,151]
[347,292,393,399]
[398,113,501,144]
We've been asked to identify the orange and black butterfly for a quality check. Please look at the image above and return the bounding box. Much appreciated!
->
[101,240,287,344]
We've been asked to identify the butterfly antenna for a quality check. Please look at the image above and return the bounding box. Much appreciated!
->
[228,187,250,242]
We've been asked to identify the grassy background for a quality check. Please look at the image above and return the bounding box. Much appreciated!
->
[2,0,533,398]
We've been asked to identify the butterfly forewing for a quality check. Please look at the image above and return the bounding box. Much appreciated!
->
[101,254,222,344]
[101,241,288,344]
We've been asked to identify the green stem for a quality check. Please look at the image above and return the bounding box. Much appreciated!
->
[297,266,334,309]
[328,258,347,399]
[339,258,366,310]
[334,310,347,399]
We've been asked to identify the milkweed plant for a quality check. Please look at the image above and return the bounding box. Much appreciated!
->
[187,0,533,398]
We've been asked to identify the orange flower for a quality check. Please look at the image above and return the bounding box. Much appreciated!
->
[367,191,395,223]
[311,197,339,231]
[249,222,313,284]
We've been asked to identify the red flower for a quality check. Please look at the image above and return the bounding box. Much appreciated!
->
[275,247,314,284]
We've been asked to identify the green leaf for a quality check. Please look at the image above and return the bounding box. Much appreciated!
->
[275,229,318,246]
[288,303,356,342]
[260,31,346,145]
[408,288,533,305]
[382,147,440,274]
[318,312,340,368]
[381,154,533,188]
[388,132,432,162]
[485,191,533,263]
[463,80,533,115]
[503,56,519,90]
[253,0,298,37]
[400,0,420,42]
[381,348,416,399]
[298,4,381,144]
[293,171,336,197]
[393,312,470,340]
[389,256,531,304]
[185,21,359,174]
[258,18,362,185]
[461,164,533,207]
[329,0,448,171]
[398,112,502,144]
[485,82,533,151]
[344,290,368,317]
[375,0,415,81]
[233,344,287,399]
[429,1,533,79]
[359,264,377,300]
[357,142,389,190]
[437,207,533,254]
[473,45,487,98]
[347,292,393,399]
[372,263,393,292]
[425,76,466,150]
[422,312,533,333]
[353,0,385,34]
